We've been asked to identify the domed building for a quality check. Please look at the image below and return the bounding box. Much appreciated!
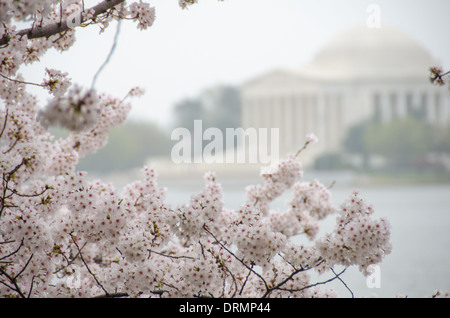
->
[241,25,450,165]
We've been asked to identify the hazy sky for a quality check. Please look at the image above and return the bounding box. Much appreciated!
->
[23,0,450,127]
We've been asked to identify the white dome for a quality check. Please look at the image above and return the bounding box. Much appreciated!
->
[300,25,436,80]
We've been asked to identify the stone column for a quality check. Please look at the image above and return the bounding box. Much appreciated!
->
[272,96,282,150]
[447,94,450,124]
[242,97,251,129]
[425,93,436,124]
[435,93,443,126]
[301,95,307,140]
[303,94,311,137]
[336,94,344,147]
[326,93,336,150]
[293,94,303,148]
[285,95,294,151]
[397,91,407,119]
[316,93,326,148]
[439,92,449,125]
[389,93,398,120]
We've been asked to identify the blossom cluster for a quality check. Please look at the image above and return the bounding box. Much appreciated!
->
[316,190,393,275]
[268,180,336,240]
[246,153,303,215]
[42,68,72,97]
[128,1,156,30]
[178,0,224,10]
[178,0,199,10]
[429,66,450,88]
[37,85,100,132]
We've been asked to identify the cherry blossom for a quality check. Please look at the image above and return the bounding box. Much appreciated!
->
[37,85,100,132]
[129,1,156,30]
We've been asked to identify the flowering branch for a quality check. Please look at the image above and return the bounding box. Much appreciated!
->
[0,243,34,298]
[203,224,272,294]
[276,267,347,295]
[330,267,354,298]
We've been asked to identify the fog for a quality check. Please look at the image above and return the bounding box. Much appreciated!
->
[23,0,450,125]
[15,0,450,297]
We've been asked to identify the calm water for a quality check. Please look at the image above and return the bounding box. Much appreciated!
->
[158,175,450,298]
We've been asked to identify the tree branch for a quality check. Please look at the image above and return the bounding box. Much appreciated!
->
[90,2,124,89]
[0,239,24,262]
[147,248,195,260]
[330,267,354,298]
[0,253,34,298]
[0,0,126,46]
[203,224,270,294]
[0,73,45,88]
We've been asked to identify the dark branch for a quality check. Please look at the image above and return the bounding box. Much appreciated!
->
[273,267,348,295]
[147,249,195,260]
[330,267,354,298]
[0,252,33,298]
[70,233,110,296]
[203,224,270,293]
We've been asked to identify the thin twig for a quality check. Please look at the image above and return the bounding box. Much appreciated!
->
[330,267,354,298]
[239,266,253,296]
[203,224,270,292]
[0,73,45,88]
[90,3,124,89]
[275,267,348,295]
[0,108,8,139]
[0,252,33,298]
[0,268,26,298]
[261,266,307,298]
[0,239,24,262]
[8,186,49,199]
[147,249,195,260]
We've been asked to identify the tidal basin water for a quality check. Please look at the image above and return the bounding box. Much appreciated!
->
[158,174,450,298]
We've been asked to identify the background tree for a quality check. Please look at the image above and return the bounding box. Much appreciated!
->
[76,120,172,174]
[343,119,373,170]
[343,117,450,173]
[172,84,241,131]
[171,84,241,154]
